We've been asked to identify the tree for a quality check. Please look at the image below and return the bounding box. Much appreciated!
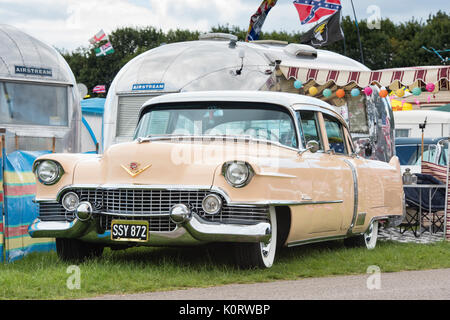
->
[61,11,449,92]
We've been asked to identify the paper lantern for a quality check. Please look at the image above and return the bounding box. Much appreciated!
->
[412,87,422,96]
[323,88,332,97]
[426,83,435,92]
[309,87,318,95]
[379,89,389,98]
[336,89,345,98]
[351,88,360,97]
[363,87,373,96]
[294,80,303,89]
[396,89,405,98]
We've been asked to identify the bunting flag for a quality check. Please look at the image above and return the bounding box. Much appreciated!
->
[93,85,106,93]
[95,41,115,57]
[293,0,342,25]
[89,29,108,44]
[245,0,278,42]
[300,9,343,47]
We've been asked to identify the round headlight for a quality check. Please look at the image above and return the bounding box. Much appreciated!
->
[35,160,62,185]
[223,162,252,188]
[202,194,222,215]
[62,192,79,211]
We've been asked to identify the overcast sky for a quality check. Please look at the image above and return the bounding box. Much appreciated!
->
[0,0,447,51]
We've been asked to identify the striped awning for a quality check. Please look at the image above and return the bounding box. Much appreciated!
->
[281,65,450,88]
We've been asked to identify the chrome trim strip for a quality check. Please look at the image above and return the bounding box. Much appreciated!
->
[343,159,359,235]
[287,234,347,247]
[99,212,170,218]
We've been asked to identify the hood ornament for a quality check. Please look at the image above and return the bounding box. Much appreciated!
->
[121,162,152,177]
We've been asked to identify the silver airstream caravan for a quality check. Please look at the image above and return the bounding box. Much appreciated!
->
[104,33,394,161]
[0,24,81,153]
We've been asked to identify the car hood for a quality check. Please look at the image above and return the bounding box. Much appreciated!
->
[73,139,295,186]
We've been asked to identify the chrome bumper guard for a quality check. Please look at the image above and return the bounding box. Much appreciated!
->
[28,211,271,245]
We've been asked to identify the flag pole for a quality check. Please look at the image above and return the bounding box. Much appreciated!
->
[350,0,364,65]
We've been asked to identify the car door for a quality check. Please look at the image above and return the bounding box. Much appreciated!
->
[295,110,354,236]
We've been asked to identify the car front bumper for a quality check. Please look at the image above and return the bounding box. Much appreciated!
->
[28,211,272,246]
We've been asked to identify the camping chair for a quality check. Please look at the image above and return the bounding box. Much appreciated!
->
[401,173,446,237]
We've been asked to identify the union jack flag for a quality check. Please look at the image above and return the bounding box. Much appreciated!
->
[293,0,342,25]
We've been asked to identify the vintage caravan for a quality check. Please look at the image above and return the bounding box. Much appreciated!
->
[0,24,81,153]
[103,34,394,162]
[394,110,450,138]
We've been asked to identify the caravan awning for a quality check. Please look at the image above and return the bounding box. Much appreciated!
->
[281,65,450,88]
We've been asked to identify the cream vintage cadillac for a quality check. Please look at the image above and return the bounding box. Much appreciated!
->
[29,91,404,268]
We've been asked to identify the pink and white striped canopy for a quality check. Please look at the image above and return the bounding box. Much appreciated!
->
[281,65,450,88]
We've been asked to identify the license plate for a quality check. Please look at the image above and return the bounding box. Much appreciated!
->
[111,220,149,242]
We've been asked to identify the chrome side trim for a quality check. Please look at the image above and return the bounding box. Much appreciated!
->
[343,159,359,236]
[287,234,347,247]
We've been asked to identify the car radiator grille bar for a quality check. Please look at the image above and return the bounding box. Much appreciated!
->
[38,188,270,232]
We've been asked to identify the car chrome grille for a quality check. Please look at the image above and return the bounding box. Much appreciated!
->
[38,188,270,231]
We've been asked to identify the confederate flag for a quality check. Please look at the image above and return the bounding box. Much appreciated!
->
[293,0,342,25]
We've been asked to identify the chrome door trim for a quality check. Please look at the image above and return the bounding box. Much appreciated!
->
[343,159,359,236]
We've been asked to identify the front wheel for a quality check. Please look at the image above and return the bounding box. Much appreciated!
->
[233,207,277,269]
[56,238,104,262]
[344,220,379,250]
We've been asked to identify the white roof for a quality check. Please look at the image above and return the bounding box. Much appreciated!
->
[394,110,450,124]
[0,24,75,84]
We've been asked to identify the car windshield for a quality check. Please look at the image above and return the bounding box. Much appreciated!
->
[396,144,437,165]
[134,102,298,148]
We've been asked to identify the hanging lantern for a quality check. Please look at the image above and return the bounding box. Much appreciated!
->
[351,88,360,97]
[379,89,389,98]
[426,83,435,92]
[323,88,332,97]
[396,89,405,98]
[412,87,422,96]
[336,89,345,98]
[309,87,318,95]
[363,87,373,96]
[294,80,303,89]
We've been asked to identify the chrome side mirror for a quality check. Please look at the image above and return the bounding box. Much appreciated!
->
[299,140,320,155]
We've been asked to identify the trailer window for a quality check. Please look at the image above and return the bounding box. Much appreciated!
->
[347,95,369,134]
[0,81,68,126]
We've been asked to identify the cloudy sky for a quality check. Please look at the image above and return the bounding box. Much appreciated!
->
[0,0,447,51]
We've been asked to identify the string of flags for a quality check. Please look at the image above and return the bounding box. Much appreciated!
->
[89,29,115,57]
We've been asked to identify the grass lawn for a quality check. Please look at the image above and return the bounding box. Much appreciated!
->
[0,240,449,300]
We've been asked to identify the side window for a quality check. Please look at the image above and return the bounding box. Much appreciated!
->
[297,110,323,150]
[345,130,355,154]
[323,114,347,155]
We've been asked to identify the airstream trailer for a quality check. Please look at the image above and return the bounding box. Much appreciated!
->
[103,33,394,161]
[0,24,81,153]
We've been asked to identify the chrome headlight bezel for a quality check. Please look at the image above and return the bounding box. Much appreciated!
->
[33,160,64,185]
[222,161,254,188]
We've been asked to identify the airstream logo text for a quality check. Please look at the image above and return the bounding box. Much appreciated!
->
[14,65,52,77]
[132,83,165,91]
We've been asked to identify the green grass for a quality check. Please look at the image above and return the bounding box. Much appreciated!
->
[0,240,449,300]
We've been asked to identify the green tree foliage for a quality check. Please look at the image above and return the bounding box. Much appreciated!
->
[61,11,449,95]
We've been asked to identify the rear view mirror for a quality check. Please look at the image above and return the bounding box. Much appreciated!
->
[306,140,320,153]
